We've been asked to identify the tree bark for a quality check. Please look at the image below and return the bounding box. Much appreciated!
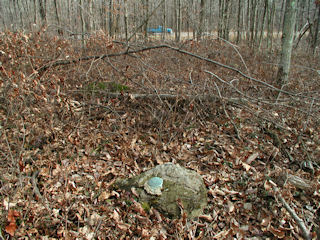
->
[276,0,297,86]
[38,0,47,28]
[79,0,86,48]
[197,0,206,40]
[144,0,149,41]
[312,5,320,55]
[109,0,114,37]
[124,0,128,42]
[236,0,243,43]
[267,0,276,51]
[53,0,62,35]
[162,0,166,40]
[258,0,268,49]
[174,0,181,42]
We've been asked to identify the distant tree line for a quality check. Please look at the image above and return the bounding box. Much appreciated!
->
[0,0,319,51]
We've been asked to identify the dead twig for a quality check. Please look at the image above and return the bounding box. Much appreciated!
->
[212,76,241,140]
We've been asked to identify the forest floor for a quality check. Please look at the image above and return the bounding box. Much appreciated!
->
[0,31,320,239]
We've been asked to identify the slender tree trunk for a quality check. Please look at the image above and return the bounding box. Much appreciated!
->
[79,0,86,48]
[236,0,242,43]
[178,0,181,41]
[258,0,268,49]
[38,0,47,28]
[218,0,223,38]
[223,0,230,40]
[246,0,250,41]
[267,0,276,51]
[197,0,206,40]
[312,6,320,55]
[109,0,114,37]
[32,0,37,30]
[144,0,149,41]
[174,0,181,42]
[124,0,128,42]
[278,0,286,38]
[88,0,94,32]
[162,0,166,40]
[209,0,215,33]
[133,2,137,40]
[250,0,257,47]
[0,1,5,29]
[218,0,230,40]
[276,0,297,86]
[13,0,22,29]
[115,3,120,37]
[53,0,62,35]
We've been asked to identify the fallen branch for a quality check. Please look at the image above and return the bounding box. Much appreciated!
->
[270,181,312,240]
[36,44,310,100]
[70,91,220,101]
[286,174,315,192]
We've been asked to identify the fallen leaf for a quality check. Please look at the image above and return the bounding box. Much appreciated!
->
[5,222,17,236]
[5,210,20,236]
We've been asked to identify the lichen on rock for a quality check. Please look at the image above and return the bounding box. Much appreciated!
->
[113,163,208,219]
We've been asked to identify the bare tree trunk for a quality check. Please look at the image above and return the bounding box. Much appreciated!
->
[38,0,47,28]
[79,0,86,48]
[276,0,297,86]
[144,0,149,41]
[88,0,94,32]
[223,0,230,40]
[124,0,128,42]
[32,0,37,30]
[312,5,320,55]
[162,0,166,40]
[250,0,257,47]
[278,0,286,38]
[13,0,22,29]
[109,0,114,37]
[209,0,215,34]
[174,0,181,42]
[218,0,223,38]
[53,0,62,35]
[0,1,5,29]
[236,0,243,43]
[115,3,120,37]
[267,0,276,51]
[258,0,268,49]
[245,0,250,41]
[218,0,230,40]
[197,0,206,40]
[177,0,181,41]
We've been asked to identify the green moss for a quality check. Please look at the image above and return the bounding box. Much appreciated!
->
[108,81,130,92]
[141,202,151,212]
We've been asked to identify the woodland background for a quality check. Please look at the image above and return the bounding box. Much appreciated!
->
[0,0,320,239]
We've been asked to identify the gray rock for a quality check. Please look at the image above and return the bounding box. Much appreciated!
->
[114,163,207,218]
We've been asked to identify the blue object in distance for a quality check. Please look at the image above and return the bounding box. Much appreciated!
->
[147,26,173,34]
